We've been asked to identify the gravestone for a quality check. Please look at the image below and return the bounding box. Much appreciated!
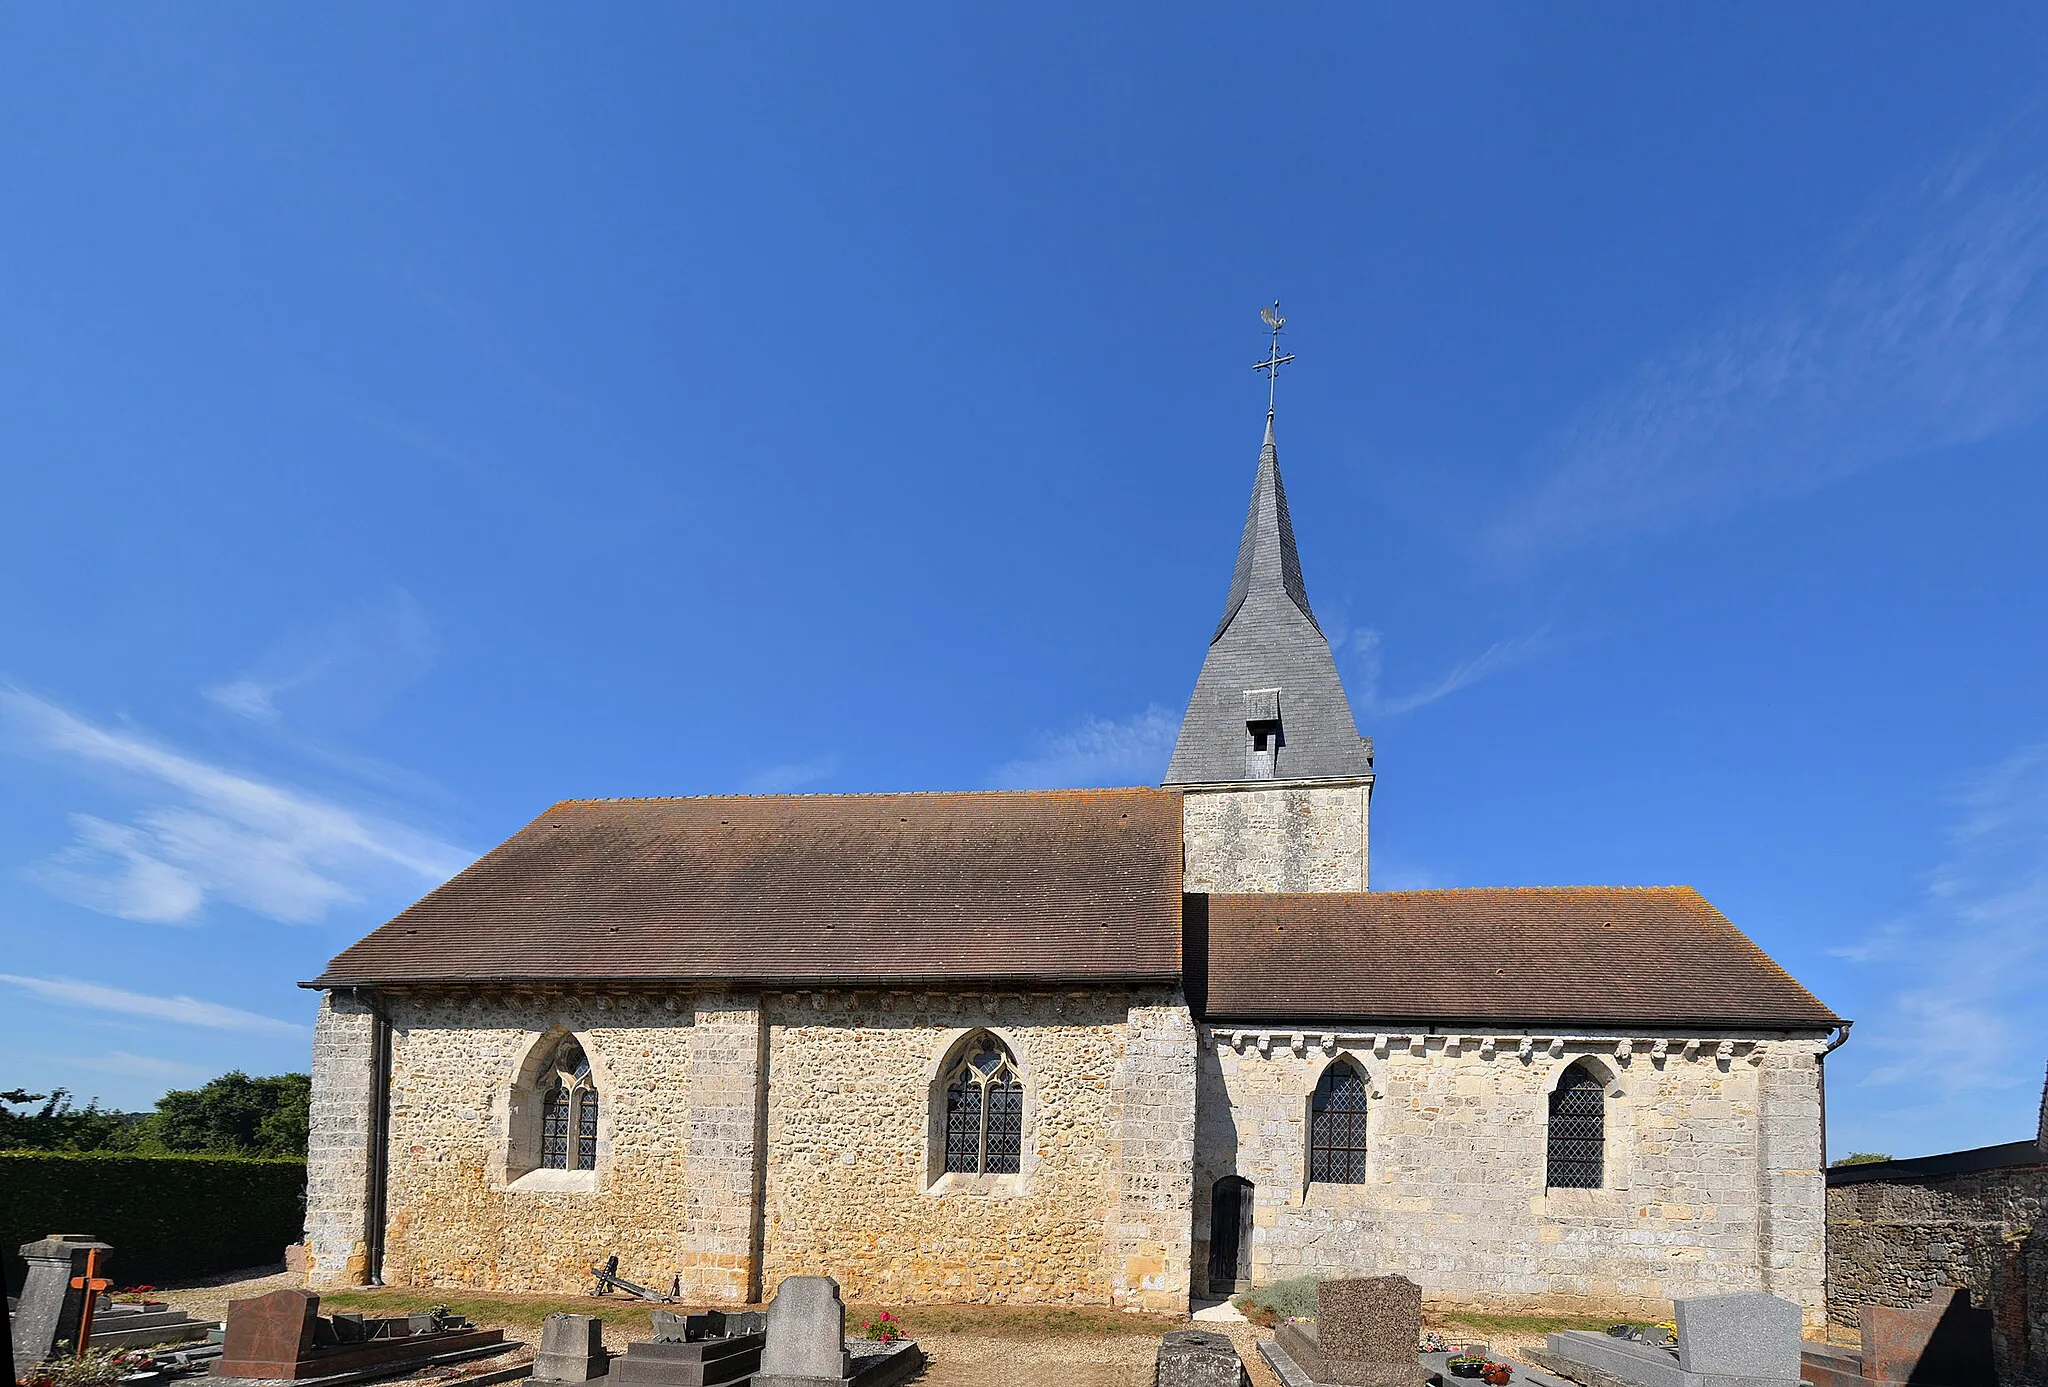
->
[533,1314,608,1383]
[1157,1328,1250,1387]
[215,1287,321,1375]
[1540,1290,1802,1387]
[1269,1275,1430,1387]
[1801,1287,1997,1387]
[1675,1293,1801,1383]
[754,1277,851,1387]
[13,1234,114,1377]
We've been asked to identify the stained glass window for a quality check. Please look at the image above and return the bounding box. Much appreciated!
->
[942,1035,1023,1175]
[537,1035,599,1172]
[1547,1064,1605,1189]
[541,1083,571,1170]
[576,1090,599,1170]
[1308,1061,1369,1184]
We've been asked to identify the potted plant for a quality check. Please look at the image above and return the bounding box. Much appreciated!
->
[1447,1353,1488,1379]
[1481,1363,1513,1386]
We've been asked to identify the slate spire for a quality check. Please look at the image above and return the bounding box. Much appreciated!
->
[1213,414,1319,643]
[1164,416,1374,786]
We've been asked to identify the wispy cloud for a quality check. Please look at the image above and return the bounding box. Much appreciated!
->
[0,974,306,1037]
[1830,739,2048,1154]
[742,756,841,795]
[0,687,473,925]
[202,589,437,729]
[1487,111,2048,561]
[989,705,1180,790]
[1345,625,1551,717]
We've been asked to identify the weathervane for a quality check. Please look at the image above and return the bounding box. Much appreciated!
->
[1254,301,1295,419]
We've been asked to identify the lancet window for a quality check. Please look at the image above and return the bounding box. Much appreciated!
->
[942,1033,1023,1175]
[1546,1062,1605,1189]
[1308,1058,1369,1183]
[538,1036,599,1172]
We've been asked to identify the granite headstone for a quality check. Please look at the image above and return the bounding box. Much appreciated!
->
[1674,1292,1801,1383]
[533,1313,608,1383]
[754,1277,850,1387]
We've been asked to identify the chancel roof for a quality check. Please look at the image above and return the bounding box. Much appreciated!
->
[311,788,1184,987]
[1164,418,1375,786]
[1197,886,1843,1030]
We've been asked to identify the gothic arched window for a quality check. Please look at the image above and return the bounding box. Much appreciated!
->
[1308,1059,1369,1183]
[539,1037,598,1172]
[942,1034,1023,1175]
[1547,1062,1605,1189]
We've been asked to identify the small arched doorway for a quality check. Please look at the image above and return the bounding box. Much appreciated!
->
[1207,1175,1253,1294]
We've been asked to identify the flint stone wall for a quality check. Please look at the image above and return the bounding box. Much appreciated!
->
[1825,1158,2047,1325]
[1193,1028,1829,1328]
[758,987,1195,1312]
[1182,784,1368,893]
[310,984,1194,1310]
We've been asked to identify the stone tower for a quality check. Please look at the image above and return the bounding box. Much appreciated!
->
[1164,415,1373,891]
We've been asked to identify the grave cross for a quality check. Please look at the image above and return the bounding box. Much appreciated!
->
[69,1247,112,1358]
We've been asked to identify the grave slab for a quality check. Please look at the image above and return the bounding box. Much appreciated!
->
[210,1288,507,1381]
[1157,1328,1250,1387]
[1675,1293,1802,1383]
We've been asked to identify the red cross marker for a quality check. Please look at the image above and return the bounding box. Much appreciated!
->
[69,1248,112,1359]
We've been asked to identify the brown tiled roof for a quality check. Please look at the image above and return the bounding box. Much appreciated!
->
[1198,886,1842,1029]
[311,789,1183,986]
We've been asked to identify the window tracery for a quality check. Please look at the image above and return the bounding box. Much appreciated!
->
[942,1034,1023,1175]
[537,1036,598,1172]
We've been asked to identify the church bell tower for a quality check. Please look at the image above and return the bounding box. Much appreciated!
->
[1164,310,1373,891]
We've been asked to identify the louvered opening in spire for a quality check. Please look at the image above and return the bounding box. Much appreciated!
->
[1212,416,1319,643]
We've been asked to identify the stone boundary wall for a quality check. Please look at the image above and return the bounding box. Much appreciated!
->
[1193,1025,1829,1327]
[1826,1155,2048,1385]
[1826,1156,2046,1321]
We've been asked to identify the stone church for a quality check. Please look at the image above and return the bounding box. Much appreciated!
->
[303,409,1846,1328]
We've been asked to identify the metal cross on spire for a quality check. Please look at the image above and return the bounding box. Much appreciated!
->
[1254,301,1295,419]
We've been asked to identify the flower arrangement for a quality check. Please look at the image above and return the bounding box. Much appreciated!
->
[24,1348,157,1387]
[1447,1354,1488,1379]
[1419,1331,1450,1353]
[1481,1363,1513,1386]
[859,1311,903,1345]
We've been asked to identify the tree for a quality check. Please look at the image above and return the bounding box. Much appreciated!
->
[0,1088,140,1152]
[1830,1151,1893,1167]
[147,1072,311,1157]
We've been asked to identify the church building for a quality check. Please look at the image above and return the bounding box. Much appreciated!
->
[302,402,1846,1328]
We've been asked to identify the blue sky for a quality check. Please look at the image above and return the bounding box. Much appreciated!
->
[1,8,2044,1159]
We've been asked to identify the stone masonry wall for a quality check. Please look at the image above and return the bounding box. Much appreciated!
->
[1826,1159,2048,1324]
[374,989,710,1298]
[1183,784,1368,894]
[1193,1026,1832,1329]
[305,992,378,1289]
[319,984,1192,1309]
[757,986,1195,1311]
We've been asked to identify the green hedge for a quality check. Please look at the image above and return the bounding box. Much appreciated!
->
[1,1152,306,1294]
